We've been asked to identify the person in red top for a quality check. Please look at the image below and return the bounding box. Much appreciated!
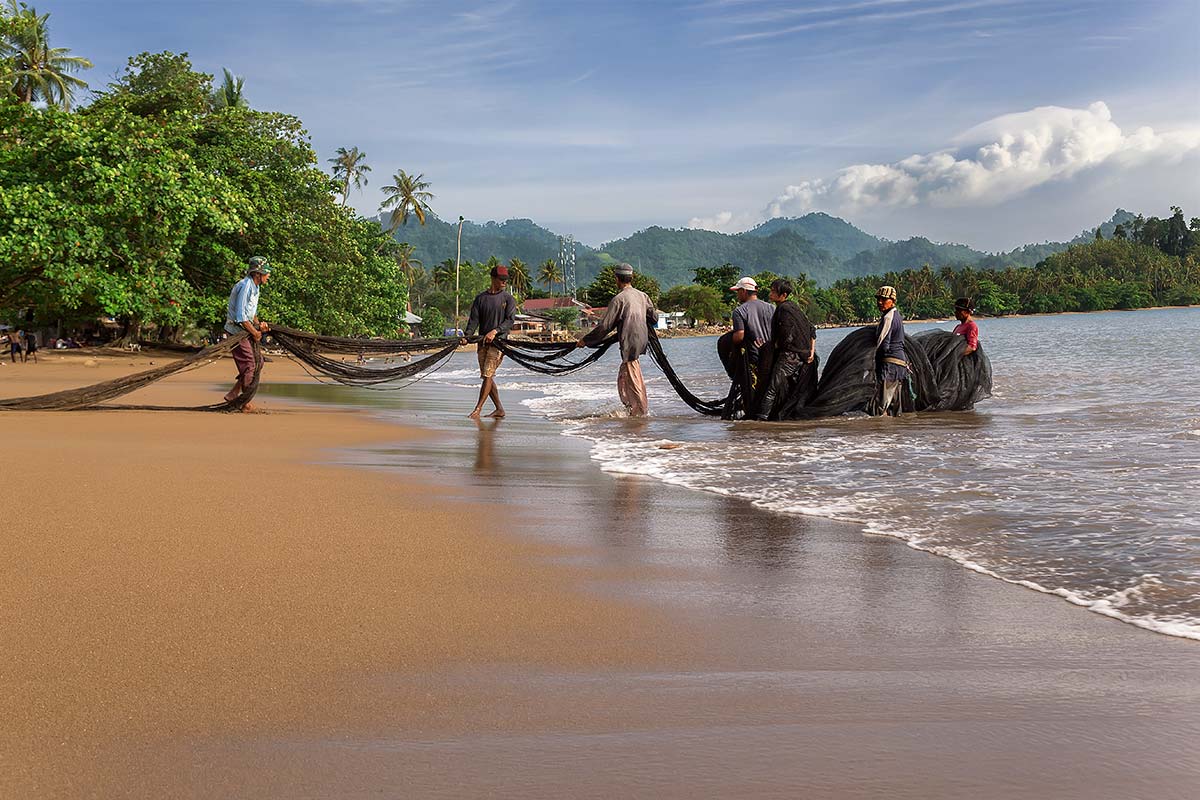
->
[953,297,978,356]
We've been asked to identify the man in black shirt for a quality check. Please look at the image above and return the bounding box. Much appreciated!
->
[756,278,816,421]
[462,264,517,418]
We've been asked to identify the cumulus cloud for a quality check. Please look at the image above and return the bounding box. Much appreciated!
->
[688,101,1200,233]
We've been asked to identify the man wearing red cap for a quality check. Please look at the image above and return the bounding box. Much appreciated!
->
[463,264,517,418]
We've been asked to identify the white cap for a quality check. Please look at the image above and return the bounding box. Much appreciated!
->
[729,277,758,292]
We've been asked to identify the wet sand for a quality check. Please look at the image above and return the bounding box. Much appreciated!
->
[2,350,1198,799]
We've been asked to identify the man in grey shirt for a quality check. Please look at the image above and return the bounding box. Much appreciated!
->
[577,263,658,416]
[719,276,774,377]
[462,264,517,418]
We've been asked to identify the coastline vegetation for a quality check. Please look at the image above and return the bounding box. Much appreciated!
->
[1,4,414,341]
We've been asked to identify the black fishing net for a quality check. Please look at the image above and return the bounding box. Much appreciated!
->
[490,335,620,375]
[268,327,459,388]
[912,329,993,411]
[0,321,989,418]
[0,333,261,412]
[645,331,728,416]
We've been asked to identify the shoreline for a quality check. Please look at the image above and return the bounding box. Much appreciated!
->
[3,350,1199,798]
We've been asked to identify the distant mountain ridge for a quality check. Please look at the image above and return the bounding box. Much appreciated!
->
[387,209,1143,289]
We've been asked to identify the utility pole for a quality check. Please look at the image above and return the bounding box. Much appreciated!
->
[558,234,577,300]
[455,215,464,332]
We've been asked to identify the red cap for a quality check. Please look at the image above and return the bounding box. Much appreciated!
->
[492,265,509,278]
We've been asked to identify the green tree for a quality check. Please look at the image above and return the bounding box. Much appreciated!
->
[660,284,725,325]
[391,242,422,312]
[417,305,445,338]
[585,265,659,307]
[210,67,246,110]
[507,256,531,299]
[98,51,210,117]
[692,263,741,304]
[380,169,433,232]
[1,0,92,108]
[538,258,562,295]
[432,258,456,290]
[975,279,1020,316]
[328,146,371,207]
[2,52,408,338]
[543,306,580,332]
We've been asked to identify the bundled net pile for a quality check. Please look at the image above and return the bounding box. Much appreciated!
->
[0,322,989,418]
[912,329,993,411]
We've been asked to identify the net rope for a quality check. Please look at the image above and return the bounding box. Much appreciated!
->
[0,323,989,417]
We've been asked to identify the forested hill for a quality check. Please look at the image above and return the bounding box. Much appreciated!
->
[390,209,1144,289]
[596,226,844,288]
[741,212,885,262]
[380,214,606,277]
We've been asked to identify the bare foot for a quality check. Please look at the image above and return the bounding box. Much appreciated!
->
[486,410,506,418]
[238,403,261,414]
[468,409,482,419]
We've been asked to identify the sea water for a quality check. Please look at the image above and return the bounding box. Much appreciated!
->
[433,307,1200,640]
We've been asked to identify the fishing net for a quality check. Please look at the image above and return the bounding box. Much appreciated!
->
[644,331,729,416]
[912,329,993,411]
[0,321,989,418]
[268,327,459,388]
[490,335,620,375]
[0,333,262,411]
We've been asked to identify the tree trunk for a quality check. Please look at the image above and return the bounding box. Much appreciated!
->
[114,317,142,347]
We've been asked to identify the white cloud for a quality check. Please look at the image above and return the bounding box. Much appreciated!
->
[688,101,1200,233]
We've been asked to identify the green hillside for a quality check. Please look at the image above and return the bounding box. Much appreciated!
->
[389,209,1151,291]
[742,212,885,262]
[598,226,843,287]
[384,214,606,282]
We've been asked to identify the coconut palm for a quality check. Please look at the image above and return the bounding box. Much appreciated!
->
[328,146,371,207]
[407,266,435,312]
[538,258,562,296]
[432,258,456,290]
[379,170,434,232]
[2,1,92,108]
[507,257,531,299]
[393,242,422,312]
[210,67,247,110]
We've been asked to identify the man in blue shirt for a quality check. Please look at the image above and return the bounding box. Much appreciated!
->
[223,256,272,411]
[874,285,908,415]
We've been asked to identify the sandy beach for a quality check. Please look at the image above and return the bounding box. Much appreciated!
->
[2,349,1198,799]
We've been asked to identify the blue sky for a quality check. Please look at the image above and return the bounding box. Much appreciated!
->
[49,0,1200,250]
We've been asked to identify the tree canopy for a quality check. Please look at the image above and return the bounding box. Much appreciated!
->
[1,51,406,339]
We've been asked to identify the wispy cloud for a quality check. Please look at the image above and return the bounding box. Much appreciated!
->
[707,0,1034,45]
[567,67,599,86]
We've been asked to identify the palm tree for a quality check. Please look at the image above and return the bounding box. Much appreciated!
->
[433,258,456,290]
[328,146,371,207]
[379,170,434,232]
[507,257,531,299]
[210,67,247,110]
[393,242,422,312]
[1,1,92,108]
[538,258,562,296]
[408,266,434,312]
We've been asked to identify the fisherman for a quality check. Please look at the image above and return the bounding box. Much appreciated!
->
[722,277,774,377]
[576,262,657,416]
[874,285,908,416]
[953,297,979,356]
[462,264,517,419]
[756,278,815,421]
[223,256,272,412]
